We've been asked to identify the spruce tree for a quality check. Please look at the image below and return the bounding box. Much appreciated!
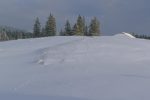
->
[33,17,41,37]
[89,17,100,36]
[76,15,85,35]
[72,24,79,35]
[45,14,56,36]
[64,20,72,36]
[82,16,86,35]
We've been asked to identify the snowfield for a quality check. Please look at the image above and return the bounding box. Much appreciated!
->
[1,34,150,100]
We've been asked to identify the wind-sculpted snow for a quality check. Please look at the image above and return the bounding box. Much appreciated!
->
[1,35,150,100]
[122,32,135,38]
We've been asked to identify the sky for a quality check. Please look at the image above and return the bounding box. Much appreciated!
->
[0,0,150,35]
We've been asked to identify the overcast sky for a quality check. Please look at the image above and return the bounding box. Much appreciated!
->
[0,0,150,35]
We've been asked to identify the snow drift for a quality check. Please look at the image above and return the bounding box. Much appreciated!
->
[0,34,150,100]
[114,32,135,39]
[122,32,135,38]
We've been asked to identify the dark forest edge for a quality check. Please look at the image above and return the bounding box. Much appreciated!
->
[0,13,150,41]
[0,14,101,41]
[0,26,32,41]
[131,32,150,40]
[33,14,101,37]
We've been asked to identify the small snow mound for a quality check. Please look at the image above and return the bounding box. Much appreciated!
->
[122,32,135,38]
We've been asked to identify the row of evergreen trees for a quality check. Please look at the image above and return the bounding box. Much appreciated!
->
[131,33,150,40]
[33,14,56,37]
[61,16,100,36]
[0,14,101,41]
[0,26,32,41]
[33,14,101,37]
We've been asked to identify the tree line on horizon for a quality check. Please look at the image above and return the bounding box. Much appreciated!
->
[0,26,32,41]
[2,13,150,41]
[131,32,150,40]
[33,14,101,37]
[0,13,101,41]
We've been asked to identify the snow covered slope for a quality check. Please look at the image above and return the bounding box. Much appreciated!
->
[0,35,150,100]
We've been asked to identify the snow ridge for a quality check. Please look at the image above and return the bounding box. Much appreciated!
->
[122,32,135,38]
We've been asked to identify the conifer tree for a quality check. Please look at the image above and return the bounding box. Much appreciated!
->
[89,17,100,36]
[72,24,79,35]
[64,20,72,36]
[76,15,85,35]
[45,14,56,36]
[33,17,41,37]
[82,16,86,35]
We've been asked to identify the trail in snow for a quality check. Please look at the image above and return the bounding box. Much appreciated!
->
[13,37,85,92]
[37,37,85,65]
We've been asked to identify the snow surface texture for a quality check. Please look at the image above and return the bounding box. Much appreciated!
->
[0,34,150,100]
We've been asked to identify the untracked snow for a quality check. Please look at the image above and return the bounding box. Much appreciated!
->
[0,35,150,100]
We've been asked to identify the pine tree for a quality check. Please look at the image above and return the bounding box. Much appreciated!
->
[76,15,85,35]
[33,17,41,37]
[82,16,86,35]
[64,20,72,36]
[89,17,100,36]
[45,14,56,36]
[72,24,79,35]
